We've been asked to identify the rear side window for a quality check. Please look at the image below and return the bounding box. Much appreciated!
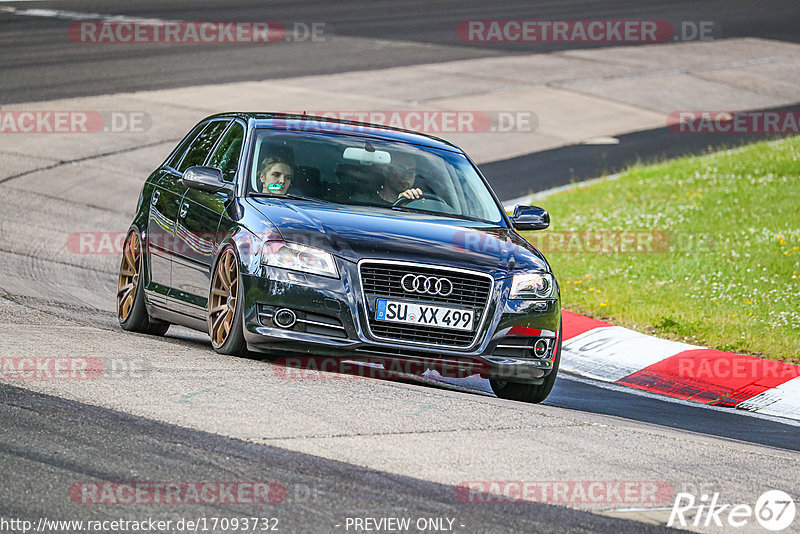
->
[165,121,207,169]
[207,122,245,183]
[177,120,230,173]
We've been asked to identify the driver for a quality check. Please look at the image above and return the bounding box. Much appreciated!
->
[258,155,294,195]
[378,152,423,203]
[351,152,424,207]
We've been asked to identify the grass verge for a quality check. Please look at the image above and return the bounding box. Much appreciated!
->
[523,136,800,363]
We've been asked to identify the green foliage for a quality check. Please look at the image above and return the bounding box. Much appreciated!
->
[526,137,800,362]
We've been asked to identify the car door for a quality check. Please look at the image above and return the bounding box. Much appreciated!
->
[169,119,237,317]
[145,120,209,303]
[148,119,229,310]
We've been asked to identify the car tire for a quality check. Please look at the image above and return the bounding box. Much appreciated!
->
[208,247,247,356]
[117,231,170,336]
[490,324,562,404]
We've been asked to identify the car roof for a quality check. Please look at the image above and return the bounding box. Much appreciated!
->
[204,112,464,153]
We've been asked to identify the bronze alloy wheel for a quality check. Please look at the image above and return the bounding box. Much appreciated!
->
[209,248,239,348]
[117,232,141,322]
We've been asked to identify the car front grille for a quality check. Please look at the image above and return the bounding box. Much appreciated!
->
[360,264,492,308]
[359,261,494,348]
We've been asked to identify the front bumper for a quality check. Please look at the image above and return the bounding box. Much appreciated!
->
[241,260,561,382]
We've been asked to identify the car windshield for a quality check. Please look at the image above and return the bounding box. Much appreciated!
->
[246,129,505,224]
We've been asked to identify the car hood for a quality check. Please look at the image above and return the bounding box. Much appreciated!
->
[247,198,549,277]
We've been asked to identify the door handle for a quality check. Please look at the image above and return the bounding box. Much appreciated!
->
[180,202,189,218]
[151,190,160,205]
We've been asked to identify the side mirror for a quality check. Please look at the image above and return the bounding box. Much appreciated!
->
[181,166,233,194]
[511,205,550,231]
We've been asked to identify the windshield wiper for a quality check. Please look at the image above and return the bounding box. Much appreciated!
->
[249,193,335,204]
[389,205,490,224]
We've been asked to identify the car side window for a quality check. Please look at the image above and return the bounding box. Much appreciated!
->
[206,122,245,183]
[177,120,230,173]
[165,121,207,170]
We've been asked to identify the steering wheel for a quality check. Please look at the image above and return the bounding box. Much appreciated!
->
[393,192,449,207]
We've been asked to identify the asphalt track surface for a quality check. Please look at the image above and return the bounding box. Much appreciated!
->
[1,0,800,104]
[1,1,800,532]
[0,382,674,533]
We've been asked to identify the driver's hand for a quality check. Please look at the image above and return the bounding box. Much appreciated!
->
[398,188,423,200]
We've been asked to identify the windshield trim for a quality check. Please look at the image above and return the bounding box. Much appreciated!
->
[388,205,497,224]
[249,192,336,204]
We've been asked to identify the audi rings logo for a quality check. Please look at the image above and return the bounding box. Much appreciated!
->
[401,274,454,296]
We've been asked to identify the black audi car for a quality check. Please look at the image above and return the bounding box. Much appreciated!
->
[117,113,561,403]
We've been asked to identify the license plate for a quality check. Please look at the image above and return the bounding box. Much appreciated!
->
[375,299,475,331]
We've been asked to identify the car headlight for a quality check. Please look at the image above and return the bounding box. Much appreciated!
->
[262,242,339,278]
[510,272,556,299]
